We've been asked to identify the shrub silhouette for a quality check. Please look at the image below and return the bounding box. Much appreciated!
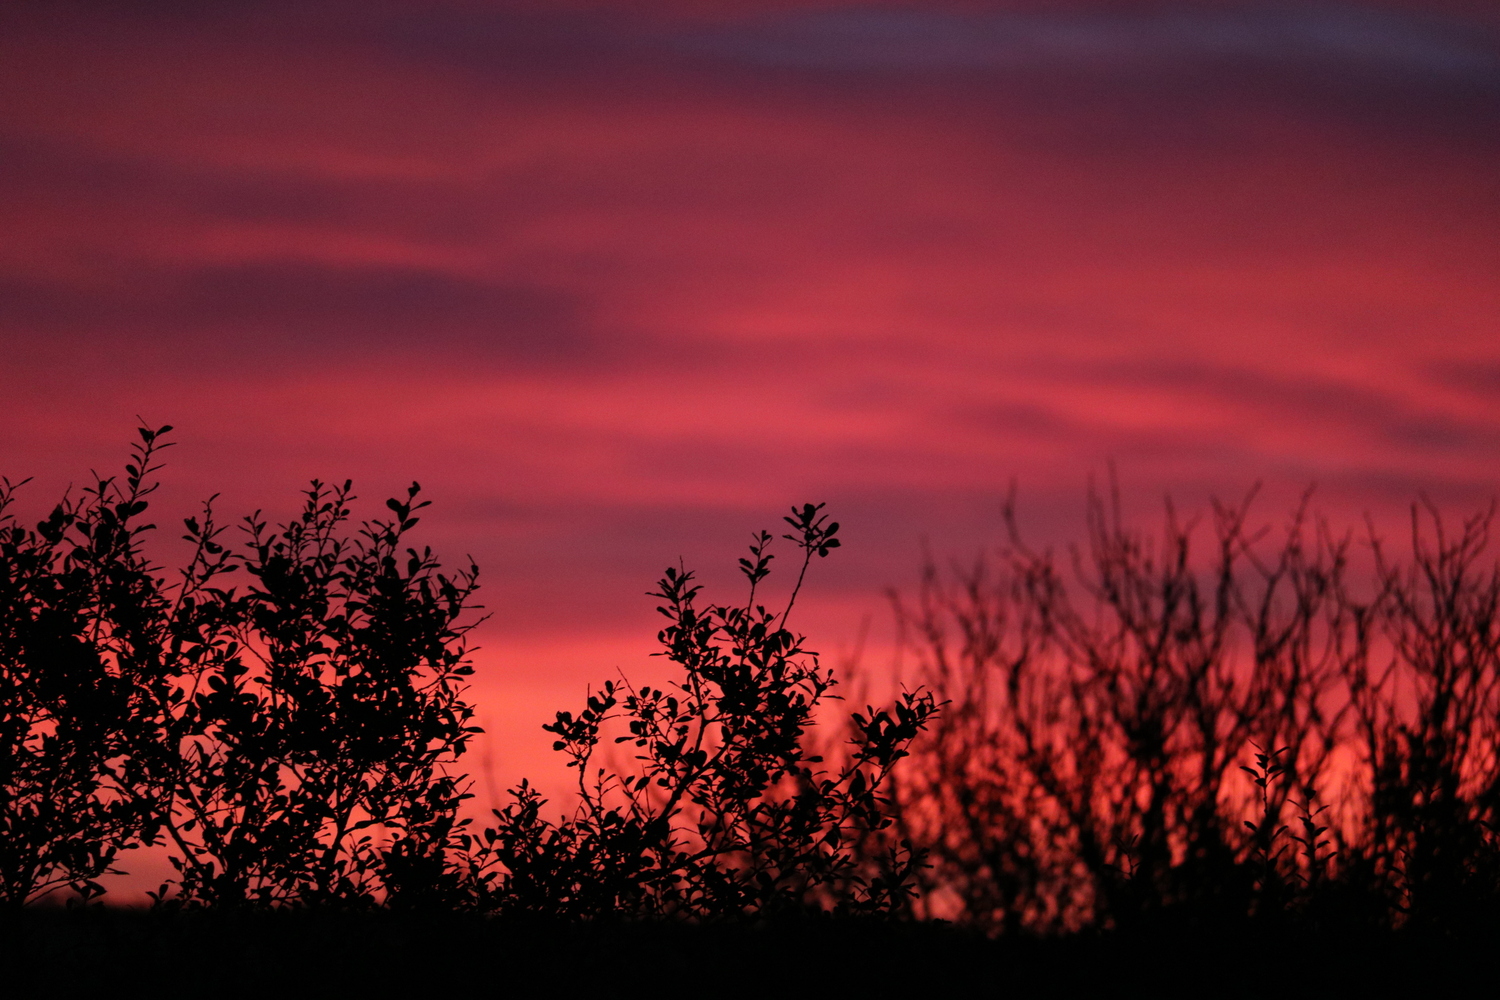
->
[878,481,1500,933]
[0,427,482,907]
[0,429,933,916]
[469,505,937,918]
[0,429,173,904]
[28,425,1500,934]
[142,476,483,908]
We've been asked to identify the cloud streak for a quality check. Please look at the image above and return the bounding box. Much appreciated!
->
[671,6,1500,77]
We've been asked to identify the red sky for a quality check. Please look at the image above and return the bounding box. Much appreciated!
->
[3,0,1499,816]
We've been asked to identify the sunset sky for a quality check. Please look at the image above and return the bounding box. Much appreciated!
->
[3,0,1498,800]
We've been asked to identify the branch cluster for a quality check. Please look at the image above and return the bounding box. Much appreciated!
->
[884,481,1500,933]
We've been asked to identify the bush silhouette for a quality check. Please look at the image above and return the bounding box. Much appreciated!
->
[0,428,935,917]
[468,506,937,918]
[150,476,483,908]
[878,480,1500,933]
[0,429,174,904]
[0,427,483,908]
[18,425,1500,938]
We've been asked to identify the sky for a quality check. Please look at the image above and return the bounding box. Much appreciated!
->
[2,0,1499,806]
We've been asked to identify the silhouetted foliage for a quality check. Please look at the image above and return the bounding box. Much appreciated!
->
[18,424,1500,946]
[470,504,937,918]
[0,427,482,908]
[138,477,483,908]
[0,429,935,919]
[878,479,1500,933]
[0,428,172,904]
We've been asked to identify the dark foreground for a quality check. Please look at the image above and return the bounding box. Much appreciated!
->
[3,910,1495,998]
